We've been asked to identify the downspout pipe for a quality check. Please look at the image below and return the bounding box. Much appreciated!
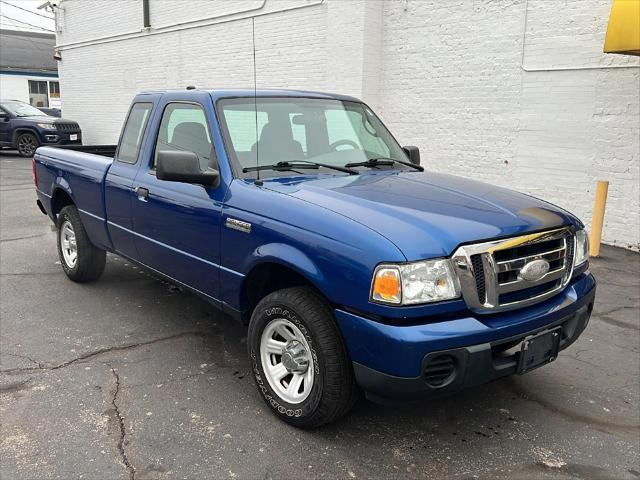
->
[143,0,150,29]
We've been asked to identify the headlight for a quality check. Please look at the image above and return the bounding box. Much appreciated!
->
[37,123,57,130]
[371,259,460,305]
[574,229,589,267]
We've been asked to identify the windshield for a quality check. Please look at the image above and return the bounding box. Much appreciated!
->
[218,97,410,178]
[1,101,47,117]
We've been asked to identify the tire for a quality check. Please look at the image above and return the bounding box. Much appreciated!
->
[16,132,39,158]
[56,205,106,282]
[248,287,358,428]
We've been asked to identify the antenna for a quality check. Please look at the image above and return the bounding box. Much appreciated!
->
[251,16,262,186]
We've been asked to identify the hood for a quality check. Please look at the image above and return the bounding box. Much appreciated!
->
[17,115,75,124]
[18,115,53,122]
[264,171,579,260]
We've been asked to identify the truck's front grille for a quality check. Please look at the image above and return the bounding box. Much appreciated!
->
[453,228,575,313]
[471,254,486,303]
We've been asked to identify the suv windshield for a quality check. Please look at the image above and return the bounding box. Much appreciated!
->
[218,97,410,178]
[1,101,46,117]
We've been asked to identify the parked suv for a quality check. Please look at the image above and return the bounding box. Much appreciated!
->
[0,100,81,157]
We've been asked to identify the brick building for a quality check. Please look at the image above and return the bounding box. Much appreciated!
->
[50,0,639,249]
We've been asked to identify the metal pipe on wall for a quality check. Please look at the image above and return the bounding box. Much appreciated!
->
[143,0,150,28]
[55,0,325,52]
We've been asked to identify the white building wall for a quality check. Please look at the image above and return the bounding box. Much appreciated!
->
[379,0,639,250]
[54,0,639,249]
[0,74,61,109]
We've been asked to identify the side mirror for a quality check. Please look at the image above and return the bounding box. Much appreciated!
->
[156,150,219,187]
[0,113,9,122]
[403,146,420,166]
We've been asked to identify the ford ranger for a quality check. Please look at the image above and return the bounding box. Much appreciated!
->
[33,89,595,428]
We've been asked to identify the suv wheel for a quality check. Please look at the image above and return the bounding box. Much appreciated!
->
[57,205,106,282]
[16,132,39,157]
[248,287,358,428]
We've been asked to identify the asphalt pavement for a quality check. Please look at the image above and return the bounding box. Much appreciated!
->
[1,150,639,479]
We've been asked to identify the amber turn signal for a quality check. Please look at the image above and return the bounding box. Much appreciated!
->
[371,267,401,304]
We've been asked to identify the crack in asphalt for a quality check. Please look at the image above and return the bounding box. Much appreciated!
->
[0,378,31,393]
[0,272,61,276]
[0,233,53,243]
[109,366,136,480]
[596,314,640,331]
[504,380,640,434]
[2,352,46,369]
[595,305,639,317]
[0,331,209,375]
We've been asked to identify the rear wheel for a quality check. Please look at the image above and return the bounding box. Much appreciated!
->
[248,287,358,428]
[16,132,39,157]
[56,205,106,282]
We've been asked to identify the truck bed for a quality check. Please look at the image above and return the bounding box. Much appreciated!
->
[34,145,115,251]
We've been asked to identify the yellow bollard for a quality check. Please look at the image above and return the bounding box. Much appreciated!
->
[589,180,609,257]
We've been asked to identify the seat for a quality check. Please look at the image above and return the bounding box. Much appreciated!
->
[170,121,212,169]
[251,122,303,164]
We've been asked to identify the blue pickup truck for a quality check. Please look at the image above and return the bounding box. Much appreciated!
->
[33,89,595,427]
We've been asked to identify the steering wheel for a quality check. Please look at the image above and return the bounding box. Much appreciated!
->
[329,139,361,151]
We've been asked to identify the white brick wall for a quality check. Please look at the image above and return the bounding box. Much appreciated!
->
[55,0,640,250]
[378,0,639,250]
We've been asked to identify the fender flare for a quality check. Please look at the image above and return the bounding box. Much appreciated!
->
[12,127,41,145]
[242,242,329,296]
[50,179,75,218]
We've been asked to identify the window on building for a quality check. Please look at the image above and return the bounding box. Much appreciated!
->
[154,103,213,171]
[28,80,49,108]
[49,81,60,99]
[117,103,153,164]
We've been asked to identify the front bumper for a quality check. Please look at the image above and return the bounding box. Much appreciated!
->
[40,131,82,145]
[335,272,595,403]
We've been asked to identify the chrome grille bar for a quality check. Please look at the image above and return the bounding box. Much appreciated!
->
[452,227,575,313]
[495,245,566,273]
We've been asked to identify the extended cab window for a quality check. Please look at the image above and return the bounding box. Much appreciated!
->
[154,103,213,170]
[118,102,152,164]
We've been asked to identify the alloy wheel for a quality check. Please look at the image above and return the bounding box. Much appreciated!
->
[60,220,78,267]
[260,318,315,404]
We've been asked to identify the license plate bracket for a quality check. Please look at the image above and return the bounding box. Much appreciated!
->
[518,327,561,374]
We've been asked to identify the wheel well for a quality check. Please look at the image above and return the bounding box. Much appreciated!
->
[241,263,316,323]
[51,189,75,218]
[13,128,39,144]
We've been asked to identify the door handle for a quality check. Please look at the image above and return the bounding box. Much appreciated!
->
[135,186,149,202]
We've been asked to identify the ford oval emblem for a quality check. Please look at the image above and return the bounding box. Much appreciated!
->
[519,259,550,282]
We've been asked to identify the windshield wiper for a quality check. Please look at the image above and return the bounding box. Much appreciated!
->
[243,160,358,175]
[345,157,424,172]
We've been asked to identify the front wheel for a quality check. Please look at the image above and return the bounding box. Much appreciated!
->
[248,287,358,428]
[16,132,39,157]
[57,205,106,282]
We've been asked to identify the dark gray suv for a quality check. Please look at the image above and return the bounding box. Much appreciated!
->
[0,100,82,157]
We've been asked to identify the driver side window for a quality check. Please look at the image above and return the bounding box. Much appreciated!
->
[153,103,213,171]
